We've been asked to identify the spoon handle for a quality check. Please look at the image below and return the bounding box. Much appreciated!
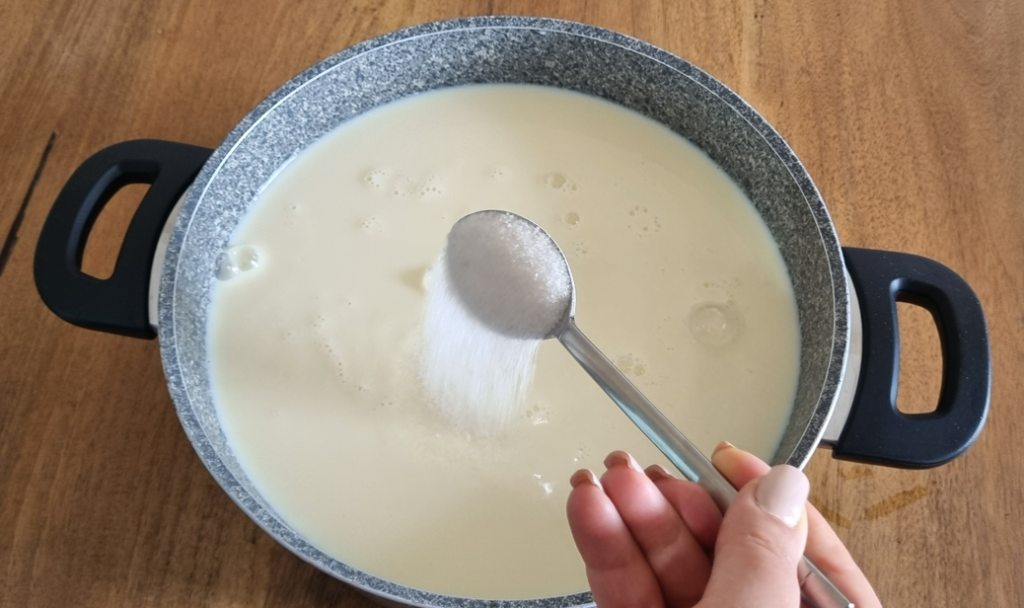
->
[556,319,852,608]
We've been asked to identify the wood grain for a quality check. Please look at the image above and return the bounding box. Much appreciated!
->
[1,1,1021,606]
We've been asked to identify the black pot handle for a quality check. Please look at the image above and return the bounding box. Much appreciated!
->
[833,247,990,468]
[34,140,214,339]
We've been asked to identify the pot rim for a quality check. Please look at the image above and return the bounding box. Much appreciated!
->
[157,15,849,608]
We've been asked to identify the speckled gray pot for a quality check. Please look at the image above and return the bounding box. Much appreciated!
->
[32,11,992,605]
[152,16,850,608]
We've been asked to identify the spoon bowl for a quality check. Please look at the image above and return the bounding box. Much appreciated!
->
[446,210,575,340]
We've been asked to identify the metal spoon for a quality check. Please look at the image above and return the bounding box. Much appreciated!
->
[447,210,852,608]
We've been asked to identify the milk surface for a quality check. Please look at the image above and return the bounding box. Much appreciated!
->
[208,84,801,599]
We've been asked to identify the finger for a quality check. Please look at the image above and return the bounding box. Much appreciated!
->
[701,465,810,608]
[644,464,722,553]
[600,452,711,607]
[710,440,771,488]
[565,469,665,608]
[802,507,884,608]
[712,442,883,608]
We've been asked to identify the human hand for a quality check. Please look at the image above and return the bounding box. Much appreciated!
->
[566,442,883,607]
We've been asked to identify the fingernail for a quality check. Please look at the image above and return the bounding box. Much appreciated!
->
[644,464,675,482]
[712,441,734,457]
[570,469,602,489]
[755,465,809,527]
[604,451,642,472]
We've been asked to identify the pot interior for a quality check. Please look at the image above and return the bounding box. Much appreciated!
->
[159,16,847,607]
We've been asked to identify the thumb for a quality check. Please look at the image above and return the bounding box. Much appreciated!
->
[700,465,810,608]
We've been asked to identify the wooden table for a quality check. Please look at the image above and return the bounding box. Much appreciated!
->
[2,1,1020,606]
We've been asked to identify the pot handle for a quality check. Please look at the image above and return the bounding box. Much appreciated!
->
[833,247,990,467]
[34,140,213,339]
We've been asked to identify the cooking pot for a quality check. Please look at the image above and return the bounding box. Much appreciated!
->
[33,16,990,608]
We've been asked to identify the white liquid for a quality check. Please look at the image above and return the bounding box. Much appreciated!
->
[208,84,801,599]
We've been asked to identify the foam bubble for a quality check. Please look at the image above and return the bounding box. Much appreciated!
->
[360,216,384,233]
[544,173,579,194]
[417,174,445,199]
[687,302,744,347]
[215,253,239,281]
[546,173,566,189]
[215,245,260,280]
[615,353,646,376]
[364,169,388,189]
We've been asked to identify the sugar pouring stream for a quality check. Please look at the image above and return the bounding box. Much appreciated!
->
[444,210,853,608]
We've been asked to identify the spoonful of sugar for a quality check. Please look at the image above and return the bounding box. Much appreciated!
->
[444,210,852,608]
[445,211,573,339]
